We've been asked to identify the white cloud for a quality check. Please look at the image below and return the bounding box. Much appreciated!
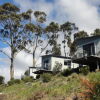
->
[14,0,100,33]
[55,0,100,33]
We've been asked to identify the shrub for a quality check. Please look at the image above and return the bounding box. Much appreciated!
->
[88,72,100,83]
[8,79,21,85]
[79,66,90,75]
[53,62,62,74]
[24,69,30,76]
[41,73,52,83]
[61,68,72,76]
[21,76,33,83]
[0,76,4,85]
[80,78,100,100]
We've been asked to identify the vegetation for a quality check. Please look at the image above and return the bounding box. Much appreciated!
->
[61,68,72,76]
[0,3,31,80]
[0,71,98,100]
[80,77,100,100]
[7,79,21,85]
[60,22,78,56]
[40,73,52,83]
[24,69,30,76]
[0,2,100,100]
[79,66,90,75]
[92,28,100,36]
[21,76,33,83]
[0,76,4,85]
[53,62,62,74]
[74,30,89,40]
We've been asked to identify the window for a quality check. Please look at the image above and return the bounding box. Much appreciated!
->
[83,43,95,56]
[44,59,49,70]
[64,60,71,67]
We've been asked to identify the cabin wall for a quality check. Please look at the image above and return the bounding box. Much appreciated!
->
[29,68,37,79]
[95,40,100,57]
[75,38,100,58]
[51,57,68,70]
[51,57,78,71]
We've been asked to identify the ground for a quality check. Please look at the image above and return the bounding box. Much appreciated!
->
[0,72,100,100]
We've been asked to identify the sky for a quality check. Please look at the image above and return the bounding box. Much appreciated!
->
[0,0,100,82]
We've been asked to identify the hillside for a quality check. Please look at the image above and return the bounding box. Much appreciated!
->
[0,72,100,100]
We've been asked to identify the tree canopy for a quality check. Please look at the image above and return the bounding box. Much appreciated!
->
[0,3,31,80]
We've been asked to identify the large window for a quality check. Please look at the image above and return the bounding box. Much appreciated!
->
[43,59,49,70]
[83,43,95,56]
[64,60,71,68]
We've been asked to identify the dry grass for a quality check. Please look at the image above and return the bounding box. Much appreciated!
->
[0,72,100,100]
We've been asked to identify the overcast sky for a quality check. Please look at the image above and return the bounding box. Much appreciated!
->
[0,0,100,81]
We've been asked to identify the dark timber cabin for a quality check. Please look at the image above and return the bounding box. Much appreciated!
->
[72,35,100,71]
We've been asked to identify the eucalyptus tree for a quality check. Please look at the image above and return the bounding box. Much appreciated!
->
[24,11,47,67]
[74,30,88,40]
[70,30,88,55]
[0,3,31,80]
[45,22,61,55]
[60,22,78,56]
[92,29,100,36]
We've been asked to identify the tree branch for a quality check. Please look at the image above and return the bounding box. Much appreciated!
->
[0,49,11,59]
[0,38,11,46]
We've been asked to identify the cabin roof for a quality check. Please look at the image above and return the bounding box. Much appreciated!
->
[41,54,71,59]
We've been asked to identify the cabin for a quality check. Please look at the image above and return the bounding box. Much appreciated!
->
[29,55,79,78]
[72,35,100,71]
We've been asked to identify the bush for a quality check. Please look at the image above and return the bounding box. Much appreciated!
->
[8,79,21,85]
[41,73,52,83]
[53,62,62,74]
[79,66,90,75]
[88,72,100,83]
[21,76,33,83]
[80,78,100,100]
[0,76,4,85]
[61,68,72,76]
[24,69,30,76]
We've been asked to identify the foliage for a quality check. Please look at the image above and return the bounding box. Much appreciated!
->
[61,68,72,76]
[53,62,62,74]
[0,3,31,80]
[2,72,100,100]
[60,22,78,56]
[70,41,76,56]
[45,22,61,55]
[87,72,100,83]
[24,11,47,68]
[79,66,90,75]
[24,69,30,76]
[8,79,21,85]
[21,76,33,83]
[51,43,61,56]
[74,30,88,40]
[40,73,52,83]
[92,28,100,36]
[0,76,4,85]
[80,78,100,100]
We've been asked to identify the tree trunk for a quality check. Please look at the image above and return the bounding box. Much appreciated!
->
[64,48,66,57]
[33,52,36,67]
[10,52,14,80]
